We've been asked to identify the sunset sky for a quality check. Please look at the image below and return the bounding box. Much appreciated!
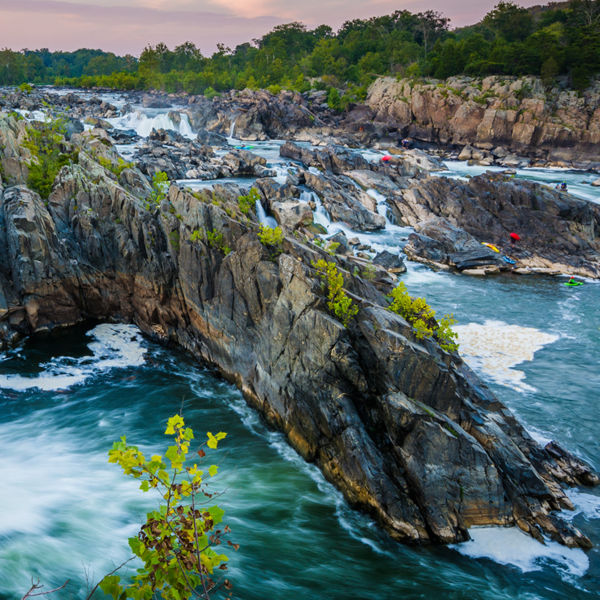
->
[0,0,543,56]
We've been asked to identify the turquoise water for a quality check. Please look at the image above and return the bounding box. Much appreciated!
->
[0,267,599,600]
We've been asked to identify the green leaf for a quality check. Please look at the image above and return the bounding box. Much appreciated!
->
[207,431,227,449]
[129,537,145,556]
[208,504,225,525]
[99,575,123,599]
[208,464,218,477]
[164,414,184,435]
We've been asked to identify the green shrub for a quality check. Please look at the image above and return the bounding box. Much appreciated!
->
[388,282,458,351]
[325,241,340,256]
[145,171,169,209]
[436,314,459,352]
[98,156,134,177]
[361,263,377,280]
[100,414,232,599]
[327,87,341,111]
[204,86,219,99]
[191,227,231,255]
[168,230,180,252]
[18,82,33,94]
[24,118,78,199]
[312,259,359,327]
[238,187,259,215]
[257,225,284,256]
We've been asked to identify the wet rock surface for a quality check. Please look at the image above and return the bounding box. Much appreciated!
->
[394,174,600,278]
[0,112,598,551]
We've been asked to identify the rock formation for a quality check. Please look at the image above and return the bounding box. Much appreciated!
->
[393,173,600,278]
[367,76,600,168]
[0,112,597,551]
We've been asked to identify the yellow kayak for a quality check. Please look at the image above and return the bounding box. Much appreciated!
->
[481,242,500,253]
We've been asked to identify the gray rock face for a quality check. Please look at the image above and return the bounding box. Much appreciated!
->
[0,112,598,551]
[404,218,504,271]
[280,141,371,174]
[373,250,407,273]
[392,174,600,278]
[270,200,312,229]
[302,169,385,231]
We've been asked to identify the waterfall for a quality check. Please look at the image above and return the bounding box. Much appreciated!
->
[312,193,331,229]
[178,114,195,139]
[227,118,238,144]
[255,200,278,228]
[107,110,196,139]
[367,189,390,222]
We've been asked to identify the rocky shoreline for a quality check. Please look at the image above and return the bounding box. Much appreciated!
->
[0,99,599,551]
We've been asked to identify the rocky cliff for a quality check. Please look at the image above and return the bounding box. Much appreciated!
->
[0,112,598,550]
[367,76,600,168]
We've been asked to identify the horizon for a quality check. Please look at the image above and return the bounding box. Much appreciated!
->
[0,0,545,56]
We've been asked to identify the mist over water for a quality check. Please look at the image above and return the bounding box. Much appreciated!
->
[1,89,599,599]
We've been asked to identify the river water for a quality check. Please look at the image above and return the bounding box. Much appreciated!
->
[1,91,599,599]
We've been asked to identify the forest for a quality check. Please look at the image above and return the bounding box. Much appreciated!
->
[1,1,598,97]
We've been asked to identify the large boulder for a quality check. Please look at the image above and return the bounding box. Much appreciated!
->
[391,173,600,278]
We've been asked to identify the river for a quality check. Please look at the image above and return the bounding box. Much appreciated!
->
[0,90,598,599]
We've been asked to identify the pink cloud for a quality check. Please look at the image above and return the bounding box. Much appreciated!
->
[0,0,282,54]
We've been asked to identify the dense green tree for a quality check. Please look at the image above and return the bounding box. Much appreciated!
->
[2,3,598,97]
[483,2,533,42]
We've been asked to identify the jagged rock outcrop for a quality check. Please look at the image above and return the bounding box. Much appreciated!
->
[392,173,600,278]
[367,76,600,168]
[185,89,319,141]
[0,112,598,551]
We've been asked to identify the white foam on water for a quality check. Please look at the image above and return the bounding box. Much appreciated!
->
[562,490,600,522]
[313,194,331,228]
[0,323,146,391]
[367,188,388,218]
[272,164,289,185]
[178,113,194,138]
[0,416,149,596]
[255,199,278,228]
[360,149,386,163]
[108,110,195,139]
[228,118,237,142]
[453,320,559,392]
[453,527,589,577]
[439,160,600,204]
[15,108,49,122]
[526,426,553,446]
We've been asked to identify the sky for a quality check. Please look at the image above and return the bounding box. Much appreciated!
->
[0,0,545,56]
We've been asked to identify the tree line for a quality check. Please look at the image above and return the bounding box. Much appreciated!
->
[1,1,598,97]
